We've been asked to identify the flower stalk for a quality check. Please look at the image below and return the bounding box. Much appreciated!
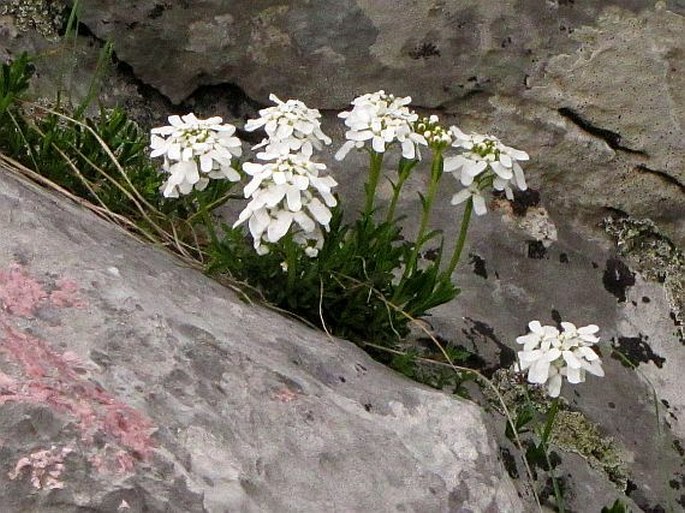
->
[542,397,560,444]
[443,196,473,278]
[540,398,565,513]
[283,234,299,292]
[196,193,219,248]
[386,158,417,223]
[404,150,444,277]
[363,151,384,216]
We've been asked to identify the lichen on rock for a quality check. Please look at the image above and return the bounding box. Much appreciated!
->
[552,410,629,489]
[0,0,67,40]
[602,214,685,343]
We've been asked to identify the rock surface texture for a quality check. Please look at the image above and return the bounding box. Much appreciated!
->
[0,167,523,512]
[1,1,684,511]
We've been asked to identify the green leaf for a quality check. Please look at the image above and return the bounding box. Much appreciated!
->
[601,500,631,513]
[505,404,535,441]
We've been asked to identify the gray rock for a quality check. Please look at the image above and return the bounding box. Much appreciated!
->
[68,0,682,110]
[0,164,523,512]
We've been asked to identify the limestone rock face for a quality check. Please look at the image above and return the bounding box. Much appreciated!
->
[0,166,523,512]
[70,0,676,107]
[522,6,684,240]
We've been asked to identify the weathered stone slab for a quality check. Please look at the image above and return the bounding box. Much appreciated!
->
[0,164,523,512]
[69,0,679,108]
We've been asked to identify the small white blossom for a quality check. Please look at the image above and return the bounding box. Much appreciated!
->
[150,113,242,198]
[446,127,528,191]
[234,153,337,256]
[515,320,605,398]
[450,183,488,215]
[335,90,427,161]
[245,94,331,157]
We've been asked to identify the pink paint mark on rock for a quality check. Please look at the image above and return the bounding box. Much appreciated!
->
[272,387,299,403]
[8,445,73,490]
[0,264,48,317]
[0,264,85,317]
[0,370,16,388]
[0,263,155,476]
[89,446,138,474]
[50,278,85,309]
[0,322,156,467]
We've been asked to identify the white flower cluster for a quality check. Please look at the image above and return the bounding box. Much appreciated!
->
[444,127,529,215]
[335,90,427,161]
[237,96,337,257]
[150,113,242,198]
[516,321,605,398]
[244,94,331,157]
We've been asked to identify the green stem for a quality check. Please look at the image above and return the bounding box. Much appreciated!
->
[284,235,298,294]
[443,197,473,278]
[541,398,565,513]
[403,151,443,278]
[386,158,417,223]
[186,193,242,224]
[542,397,560,444]
[197,194,219,248]
[364,151,384,217]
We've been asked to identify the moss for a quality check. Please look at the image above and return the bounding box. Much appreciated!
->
[602,214,685,343]
[552,410,629,489]
[0,0,67,40]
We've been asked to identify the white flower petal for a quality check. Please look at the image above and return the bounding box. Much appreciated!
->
[465,160,488,177]
[263,185,288,207]
[528,358,551,385]
[267,211,293,242]
[512,163,527,190]
[562,350,582,369]
[529,320,543,332]
[490,161,513,180]
[286,187,302,212]
[547,373,563,397]
[293,210,316,233]
[307,198,332,227]
[565,366,583,384]
[401,139,416,159]
[583,359,605,377]
[372,135,386,153]
[200,154,213,173]
[335,140,357,161]
[450,189,472,206]
[472,193,487,216]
